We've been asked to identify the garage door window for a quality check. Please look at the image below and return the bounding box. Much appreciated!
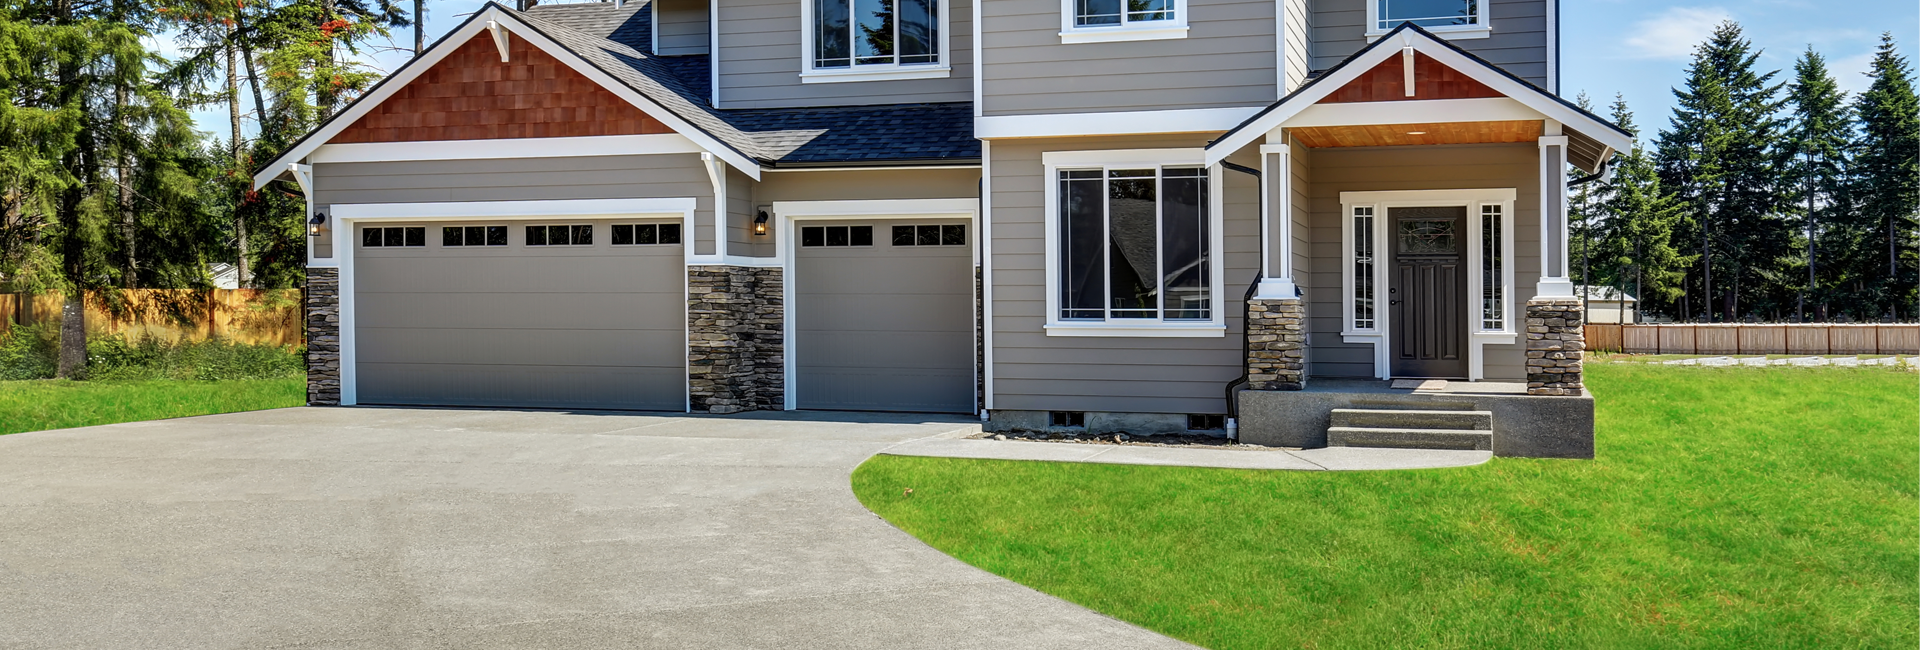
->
[611,223,683,246]
[800,225,874,247]
[442,226,508,247]
[526,225,594,246]
[363,227,426,248]
[890,224,966,246]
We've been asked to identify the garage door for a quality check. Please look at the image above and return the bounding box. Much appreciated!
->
[354,220,685,410]
[794,219,974,413]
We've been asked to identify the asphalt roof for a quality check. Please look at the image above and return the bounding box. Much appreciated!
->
[520,1,978,166]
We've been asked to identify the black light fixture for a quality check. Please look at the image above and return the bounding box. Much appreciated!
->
[753,210,770,236]
[307,212,328,236]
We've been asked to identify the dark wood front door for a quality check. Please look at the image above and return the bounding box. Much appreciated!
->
[1388,207,1468,378]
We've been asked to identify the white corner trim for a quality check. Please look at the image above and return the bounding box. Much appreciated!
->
[978,107,1261,140]
[1281,98,1537,130]
[770,198,978,218]
[800,66,951,83]
[330,198,698,220]
[1045,322,1227,338]
[979,140,994,411]
[972,0,984,118]
[310,134,703,164]
[1042,148,1205,167]
[1058,26,1189,44]
[487,20,510,61]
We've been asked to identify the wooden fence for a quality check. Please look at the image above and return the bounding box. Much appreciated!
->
[1584,323,1920,355]
[0,289,304,347]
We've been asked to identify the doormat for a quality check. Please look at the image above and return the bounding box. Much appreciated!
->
[1390,379,1448,391]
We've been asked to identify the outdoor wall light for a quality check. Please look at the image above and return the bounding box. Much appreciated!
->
[307,212,328,236]
[753,210,770,236]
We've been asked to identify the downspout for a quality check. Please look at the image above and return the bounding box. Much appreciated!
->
[1220,160,1264,442]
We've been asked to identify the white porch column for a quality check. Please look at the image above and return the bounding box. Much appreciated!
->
[1535,125,1575,298]
[1256,139,1297,298]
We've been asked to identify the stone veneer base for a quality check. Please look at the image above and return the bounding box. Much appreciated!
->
[688,266,784,414]
[305,267,341,406]
[1246,298,1306,391]
[1525,298,1586,396]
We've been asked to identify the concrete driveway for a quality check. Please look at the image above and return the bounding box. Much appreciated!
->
[0,408,1195,649]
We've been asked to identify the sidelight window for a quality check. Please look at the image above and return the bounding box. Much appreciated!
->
[1480,204,1504,330]
[1351,206,1376,330]
[812,0,939,70]
[1056,166,1210,322]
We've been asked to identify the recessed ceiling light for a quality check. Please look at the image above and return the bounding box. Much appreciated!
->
[1407,131,1428,135]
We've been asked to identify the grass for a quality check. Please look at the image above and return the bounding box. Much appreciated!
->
[0,378,307,436]
[853,365,1919,649]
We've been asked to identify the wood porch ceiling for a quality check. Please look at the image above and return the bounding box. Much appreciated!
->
[1289,120,1545,148]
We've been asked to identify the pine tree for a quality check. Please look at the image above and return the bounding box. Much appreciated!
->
[1851,33,1919,320]
[1783,47,1852,320]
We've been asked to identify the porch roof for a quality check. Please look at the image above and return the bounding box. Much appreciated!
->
[1204,23,1633,174]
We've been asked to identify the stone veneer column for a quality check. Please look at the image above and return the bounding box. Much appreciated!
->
[305,268,341,406]
[687,266,785,414]
[1246,298,1307,390]
[1525,298,1585,395]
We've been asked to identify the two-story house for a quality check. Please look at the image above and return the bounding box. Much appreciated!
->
[261,0,1626,457]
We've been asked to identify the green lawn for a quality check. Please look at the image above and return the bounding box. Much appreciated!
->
[853,365,1918,649]
[0,378,307,435]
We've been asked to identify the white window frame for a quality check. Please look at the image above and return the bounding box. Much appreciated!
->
[1339,189,1515,379]
[1364,0,1491,41]
[799,0,953,83]
[1058,0,1189,44]
[1042,149,1226,338]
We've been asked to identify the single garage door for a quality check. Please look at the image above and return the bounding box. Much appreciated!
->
[794,219,974,413]
[354,220,686,410]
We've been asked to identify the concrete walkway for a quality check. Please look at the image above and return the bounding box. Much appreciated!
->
[881,438,1494,471]
[0,407,1197,649]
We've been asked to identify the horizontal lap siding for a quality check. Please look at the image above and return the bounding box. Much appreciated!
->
[656,0,711,55]
[979,0,1276,116]
[989,135,1260,415]
[1304,143,1540,379]
[717,0,973,108]
[1310,0,1548,88]
[756,168,983,258]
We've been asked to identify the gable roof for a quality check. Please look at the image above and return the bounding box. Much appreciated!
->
[254,2,976,189]
[1204,23,1633,173]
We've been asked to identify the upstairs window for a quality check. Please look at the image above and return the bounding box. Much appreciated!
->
[1369,0,1489,38]
[1072,0,1174,28]
[809,0,943,78]
[1060,0,1188,43]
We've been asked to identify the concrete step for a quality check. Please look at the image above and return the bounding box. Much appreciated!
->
[1330,408,1493,431]
[1328,427,1493,451]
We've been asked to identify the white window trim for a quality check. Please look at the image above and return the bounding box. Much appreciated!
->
[798,0,953,83]
[1339,188,1515,380]
[1058,0,1189,43]
[1042,149,1227,338]
[1364,0,1491,41]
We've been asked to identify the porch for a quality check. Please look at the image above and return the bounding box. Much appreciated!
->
[1236,378,1595,459]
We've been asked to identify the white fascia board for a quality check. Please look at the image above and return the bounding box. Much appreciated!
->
[1041,148,1205,167]
[330,198,698,220]
[310,134,703,164]
[1281,97,1537,129]
[770,198,978,217]
[976,107,1261,139]
[253,6,761,190]
[1205,29,1632,165]
[1339,188,1516,204]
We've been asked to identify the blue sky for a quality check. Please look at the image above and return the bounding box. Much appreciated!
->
[181,0,1919,148]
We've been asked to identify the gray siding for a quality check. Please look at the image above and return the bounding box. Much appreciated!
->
[754,167,982,257]
[1310,0,1549,89]
[1302,142,1540,380]
[989,135,1260,415]
[715,0,973,108]
[979,0,1277,116]
[655,0,711,55]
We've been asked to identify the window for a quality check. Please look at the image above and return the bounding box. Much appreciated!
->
[1351,207,1376,330]
[890,224,966,246]
[362,226,425,248]
[800,225,874,247]
[809,0,942,78]
[610,223,683,246]
[1056,166,1210,322]
[1480,204,1504,331]
[1368,0,1488,37]
[1060,0,1187,43]
[525,225,594,246]
[442,226,508,247]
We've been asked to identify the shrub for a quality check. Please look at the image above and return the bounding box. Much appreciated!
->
[0,326,303,381]
[0,323,58,380]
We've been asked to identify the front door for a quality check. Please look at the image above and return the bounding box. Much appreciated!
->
[1388,207,1468,378]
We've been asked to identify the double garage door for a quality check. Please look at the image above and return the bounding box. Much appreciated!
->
[353,217,974,414]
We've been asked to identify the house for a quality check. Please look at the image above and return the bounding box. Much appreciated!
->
[1579,286,1638,324]
[260,0,1626,458]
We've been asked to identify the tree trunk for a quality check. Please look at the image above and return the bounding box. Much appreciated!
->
[319,0,338,118]
[228,24,249,289]
[1702,217,1713,323]
[53,0,87,380]
[116,85,134,288]
[236,8,267,126]
[414,0,425,56]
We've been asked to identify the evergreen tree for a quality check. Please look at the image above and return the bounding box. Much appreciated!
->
[1598,97,1691,321]
[1655,21,1790,322]
[1783,47,1852,320]
[1850,33,1919,320]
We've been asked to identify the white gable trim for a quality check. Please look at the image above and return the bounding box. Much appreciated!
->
[1204,28,1631,166]
[253,5,759,190]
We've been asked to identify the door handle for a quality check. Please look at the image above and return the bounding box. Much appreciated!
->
[1389,300,1402,306]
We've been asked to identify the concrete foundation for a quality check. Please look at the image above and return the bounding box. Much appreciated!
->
[1238,381,1593,458]
[985,410,1223,437]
